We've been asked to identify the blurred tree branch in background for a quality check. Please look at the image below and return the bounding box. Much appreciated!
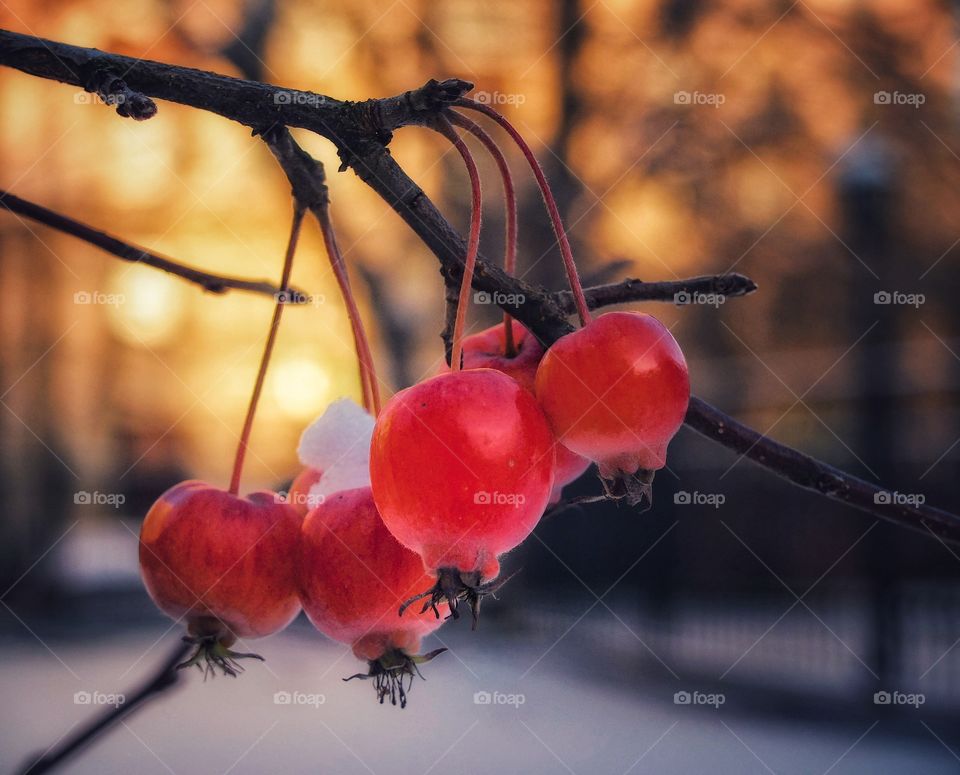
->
[0,189,305,300]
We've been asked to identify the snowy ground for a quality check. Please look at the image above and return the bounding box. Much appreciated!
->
[1,620,957,775]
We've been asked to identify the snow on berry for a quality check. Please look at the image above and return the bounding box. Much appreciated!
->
[297,398,375,501]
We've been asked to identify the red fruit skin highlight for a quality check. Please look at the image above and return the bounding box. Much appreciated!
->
[297,487,446,659]
[436,321,590,504]
[535,311,690,477]
[370,368,556,581]
[139,480,302,640]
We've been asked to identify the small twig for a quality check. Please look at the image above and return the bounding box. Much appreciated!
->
[16,639,191,775]
[0,30,468,146]
[0,189,305,301]
[557,273,758,313]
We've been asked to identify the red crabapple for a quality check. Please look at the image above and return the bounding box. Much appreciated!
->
[436,320,590,504]
[139,480,302,675]
[535,311,689,506]
[298,487,447,707]
[370,368,556,625]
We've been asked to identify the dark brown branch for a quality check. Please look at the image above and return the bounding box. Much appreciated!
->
[557,273,758,313]
[685,397,960,543]
[16,640,191,775]
[344,142,572,343]
[0,189,304,300]
[0,29,468,149]
[2,30,959,545]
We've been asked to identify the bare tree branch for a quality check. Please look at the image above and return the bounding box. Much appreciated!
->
[0,189,305,300]
[684,397,960,543]
[2,29,958,546]
[0,29,468,144]
[558,273,758,312]
[16,640,191,775]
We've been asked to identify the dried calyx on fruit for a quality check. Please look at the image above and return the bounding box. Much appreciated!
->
[298,487,448,707]
[344,645,447,709]
[370,367,555,626]
[140,487,302,679]
[535,311,689,507]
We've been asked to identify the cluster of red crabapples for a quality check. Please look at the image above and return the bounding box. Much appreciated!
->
[138,98,690,707]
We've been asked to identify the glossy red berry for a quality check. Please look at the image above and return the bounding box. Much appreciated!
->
[370,368,556,624]
[535,311,689,504]
[139,480,302,675]
[437,320,590,505]
[298,487,447,707]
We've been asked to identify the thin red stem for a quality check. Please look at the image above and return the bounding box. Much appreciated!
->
[455,98,592,327]
[316,206,381,415]
[448,111,518,357]
[229,206,305,495]
[432,116,483,371]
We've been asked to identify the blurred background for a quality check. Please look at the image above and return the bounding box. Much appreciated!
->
[2,0,960,772]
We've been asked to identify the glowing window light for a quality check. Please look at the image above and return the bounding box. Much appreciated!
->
[269,357,332,421]
[106,267,185,347]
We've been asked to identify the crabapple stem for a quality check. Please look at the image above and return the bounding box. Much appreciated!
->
[448,111,519,357]
[315,204,382,415]
[228,206,305,496]
[454,99,592,328]
[432,115,483,371]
